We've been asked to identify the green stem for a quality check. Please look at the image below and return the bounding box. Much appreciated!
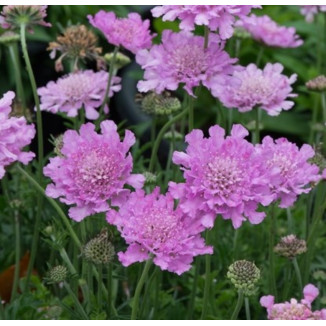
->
[201,231,211,320]
[255,47,264,67]
[231,290,244,320]
[97,265,103,309]
[244,297,251,320]
[286,208,294,234]
[204,26,209,49]
[269,204,277,298]
[254,107,260,144]
[149,108,188,172]
[107,264,113,318]
[131,259,152,320]
[64,282,89,320]
[187,258,200,319]
[188,95,194,132]
[292,258,303,292]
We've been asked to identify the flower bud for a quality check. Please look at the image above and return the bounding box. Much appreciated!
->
[0,31,20,45]
[47,265,67,283]
[306,75,326,92]
[164,130,183,141]
[53,134,64,157]
[104,51,131,70]
[143,171,157,186]
[274,234,307,259]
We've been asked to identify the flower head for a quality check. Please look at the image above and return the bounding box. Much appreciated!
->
[260,284,326,320]
[152,5,260,39]
[169,124,274,229]
[38,70,121,120]
[256,137,320,208]
[136,30,236,97]
[47,265,68,284]
[0,91,35,179]
[106,188,213,275]
[0,5,51,31]
[43,121,145,222]
[300,6,326,23]
[274,234,307,259]
[306,75,326,92]
[236,14,303,48]
[88,11,154,54]
[213,63,297,116]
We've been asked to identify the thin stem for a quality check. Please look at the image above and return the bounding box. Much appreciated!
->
[231,290,244,320]
[64,282,89,320]
[292,258,303,292]
[201,231,211,320]
[204,26,209,49]
[97,265,103,309]
[254,107,260,144]
[131,259,152,320]
[244,297,251,320]
[107,264,113,318]
[255,47,264,67]
[187,258,200,319]
[188,95,194,132]
[286,208,294,234]
[269,204,277,298]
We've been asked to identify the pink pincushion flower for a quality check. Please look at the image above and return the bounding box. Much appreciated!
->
[38,70,121,120]
[106,187,213,275]
[260,284,326,320]
[88,11,154,54]
[213,63,297,116]
[152,5,261,39]
[256,136,320,208]
[0,91,36,179]
[169,124,274,229]
[322,169,326,179]
[236,14,303,48]
[43,121,145,222]
[136,30,236,97]
[300,6,326,23]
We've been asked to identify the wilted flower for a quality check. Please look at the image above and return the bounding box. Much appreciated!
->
[260,284,326,320]
[213,63,297,116]
[136,30,236,97]
[38,70,121,120]
[300,6,326,23]
[88,11,154,54]
[227,260,260,296]
[152,5,261,39]
[169,124,274,229]
[274,234,307,259]
[306,75,326,92]
[106,188,213,275]
[0,91,35,179]
[43,121,145,221]
[0,5,51,31]
[47,265,68,283]
[236,14,303,48]
[48,24,104,72]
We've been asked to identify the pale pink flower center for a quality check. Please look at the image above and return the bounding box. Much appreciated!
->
[238,75,272,98]
[268,153,295,177]
[58,74,95,99]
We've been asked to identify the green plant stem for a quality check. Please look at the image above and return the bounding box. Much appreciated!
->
[107,264,113,318]
[187,258,200,319]
[231,290,244,320]
[269,204,277,298]
[188,95,194,132]
[244,297,251,320]
[254,107,260,144]
[149,108,188,172]
[97,265,103,309]
[131,259,152,320]
[201,231,211,320]
[64,282,89,320]
[204,26,209,49]
[292,258,303,292]
[256,47,264,67]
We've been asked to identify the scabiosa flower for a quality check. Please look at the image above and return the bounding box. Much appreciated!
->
[106,187,212,275]
[300,6,326,23]
[306,75,326,92]
[43,121,145,222]
[260,284,326,320]
[152,5,261,40]
[88,11,154,54]
[256,137,320,208]
[169,124,274,229]
[136,30,236,97]
[0,91,35,179]
[274,234,307,259]
[38,70,121,120]
[0,5,51,31]
[236,14,303,48]
[213,63,297,116]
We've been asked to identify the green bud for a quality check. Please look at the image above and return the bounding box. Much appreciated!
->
[143,171,157,186]
[104,51,131,70]
[0,31,20,45]
[47,265,67,283]
[163,130,183,141]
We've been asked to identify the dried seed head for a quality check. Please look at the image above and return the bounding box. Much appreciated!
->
[306,75,326,92]
[48,265,67,283]
[274,234,307,259]
[227,260,260,296]
[104,51,131,70]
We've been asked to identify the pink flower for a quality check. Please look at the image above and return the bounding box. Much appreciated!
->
[256,136,320,208]
[300,6,326,23]
[88,11,154,54]
[38,70,121,120]
[136,30,236,97]
[169,124,274,229]
[0,91,36,179]
[236,14,303,48]
[213,63,297,116]
[260,284,326,320]
[43,121,144,222]
[106,187,213,275]
[152,5,260,39]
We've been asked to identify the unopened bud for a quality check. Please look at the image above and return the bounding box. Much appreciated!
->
[306,75,326,92]
[47,265,67,283]
[104,51,131,70]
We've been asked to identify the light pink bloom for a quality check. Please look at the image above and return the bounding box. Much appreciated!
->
[152,5,260,39]
[0,91,35,179]
[261,284,326,320]
[256,136,320,208]
[300,6,326,23]
[38,70,121,120]
[237,14,303,48]
[106,187,213,275]
[43,121,144,222]
[169,124,274,229]
[136,30,236,97]
[322,169,326,179]
[213,63,297,116]
[88,11,154,54]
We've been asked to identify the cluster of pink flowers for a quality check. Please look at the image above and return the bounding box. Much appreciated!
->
[107,187,213,275]
[236,14,303,48]
[0,91,35,179]
[152,5,261,39]
[43,121,144,221]
[213,63,297,116]
[261,284,326,320]
[300,5,326,22]
[170,124,319,229]
[38,70,121,120]
[88,11,154,54]
[136,30,236,97]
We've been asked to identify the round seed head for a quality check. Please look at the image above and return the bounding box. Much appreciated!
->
[274,234,307,259]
